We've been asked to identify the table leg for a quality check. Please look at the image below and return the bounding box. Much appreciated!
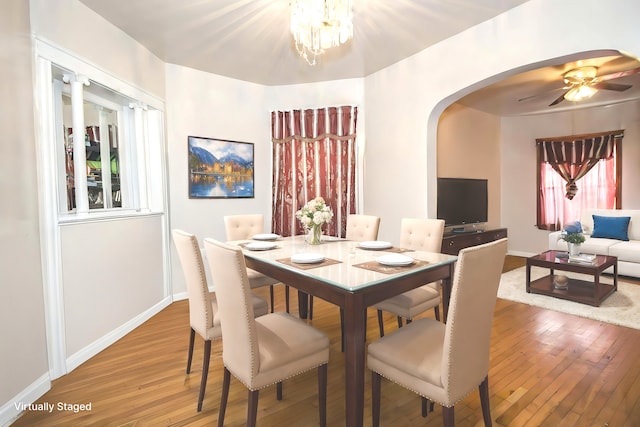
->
[526,262,531,293]
[441,263,454,323]
[343,293,366,427]
[297,290,309,319]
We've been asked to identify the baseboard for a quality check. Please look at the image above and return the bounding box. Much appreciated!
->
[0,373,51,427]
[66,296,172,373]
[172,291,188,302]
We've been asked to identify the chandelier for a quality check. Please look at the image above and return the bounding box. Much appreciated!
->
[290,0,353,66]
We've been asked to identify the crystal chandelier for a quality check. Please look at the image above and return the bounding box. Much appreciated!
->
[290,0,353,66]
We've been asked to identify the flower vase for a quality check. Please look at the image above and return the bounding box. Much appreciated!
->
[307,224,322,245]
[568,243,581,256]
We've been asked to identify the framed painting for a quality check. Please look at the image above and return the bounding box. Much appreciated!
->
[188,136,255,199]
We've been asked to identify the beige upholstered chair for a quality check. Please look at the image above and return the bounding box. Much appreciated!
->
[374,218,445,336]
[368,238,508,427]
[345,214,381,241]
[171,229,268,412]
[224,214,288,313]
[203,238,330,427]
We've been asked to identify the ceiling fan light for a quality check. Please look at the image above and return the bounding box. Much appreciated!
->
[564,84,597,102]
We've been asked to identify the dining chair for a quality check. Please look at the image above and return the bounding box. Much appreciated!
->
[374,218,445,337]
[171,229,269,412]
[203,238,330,427]
[224,214,289,313]
[368,238,508,427]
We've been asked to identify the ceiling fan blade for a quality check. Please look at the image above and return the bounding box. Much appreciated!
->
[518,86,567,102]
[597,66,640,81]
[549,90,569,106]
[592,81,632,91]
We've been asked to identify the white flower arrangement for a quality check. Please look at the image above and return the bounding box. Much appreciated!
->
[296,197,334,229]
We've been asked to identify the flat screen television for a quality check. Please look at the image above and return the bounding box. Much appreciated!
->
[437,178,488,228]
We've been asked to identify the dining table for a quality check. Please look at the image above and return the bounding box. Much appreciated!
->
[236,235,458,427]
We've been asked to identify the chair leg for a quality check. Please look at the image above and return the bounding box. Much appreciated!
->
[285,285,290,313]
[247,389,259,427]
[479,376,493,427]
[309,295,314,320]
[318,364,328,427]
[377,310,385,337]
[269,285,275,313]
[186,328,195,374]
[406,318,412,325]
[397,316,403,328]
[442,405,455,427]
[218,367,231,427]
[372,371,382,427]
[421,397,428,417]
[277,381,283,400]
[434,305,441,322]
[197,339,211,412]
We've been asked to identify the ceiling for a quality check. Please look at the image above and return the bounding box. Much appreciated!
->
[79,0,640,116]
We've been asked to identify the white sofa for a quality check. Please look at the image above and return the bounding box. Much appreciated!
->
[548,208,640,278]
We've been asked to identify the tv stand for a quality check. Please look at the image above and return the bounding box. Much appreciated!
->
[450,227,482,234]
[441,228,507,255]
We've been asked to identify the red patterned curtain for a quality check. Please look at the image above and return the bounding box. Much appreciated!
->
[271,106,358,238]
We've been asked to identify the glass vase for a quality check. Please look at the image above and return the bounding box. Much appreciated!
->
[568,242,581,256]
[307,224,322,245]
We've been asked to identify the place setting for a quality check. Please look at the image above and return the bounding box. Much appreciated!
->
[277,252,342,270]
[239,233,282,251]
[354,253,428,274]
[356,240,413,253]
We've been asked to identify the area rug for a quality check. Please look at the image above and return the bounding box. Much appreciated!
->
[497,266,640,330]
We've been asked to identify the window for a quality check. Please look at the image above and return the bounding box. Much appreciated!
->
[34,45,166,219]
[536,131,622,231]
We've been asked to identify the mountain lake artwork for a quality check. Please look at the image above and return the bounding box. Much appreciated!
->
[188,136,254,198]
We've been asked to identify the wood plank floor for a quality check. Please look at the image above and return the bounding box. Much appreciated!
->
[12,257,640,426]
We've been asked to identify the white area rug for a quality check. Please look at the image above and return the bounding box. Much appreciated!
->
[498,266,640,330]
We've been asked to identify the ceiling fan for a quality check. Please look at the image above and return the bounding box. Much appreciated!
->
[519,63,640,107]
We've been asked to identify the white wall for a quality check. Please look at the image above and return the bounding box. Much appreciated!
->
[437,104,501,230]
[501,100,640,256]
[363,0,640,245]
[165,65,365,295]
[0,0,49,419]
[60,217,165,358]
[29,0,165,98]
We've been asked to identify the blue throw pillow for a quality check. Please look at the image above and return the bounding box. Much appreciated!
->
[591,215,631,241]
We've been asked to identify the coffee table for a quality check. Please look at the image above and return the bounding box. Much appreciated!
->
[526,250,618,306]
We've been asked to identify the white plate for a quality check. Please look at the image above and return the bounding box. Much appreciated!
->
[358,240,393,250]
[291,253,325,264]
[244,241,277,251]
[252,233,281,241]
[376,254,414,267]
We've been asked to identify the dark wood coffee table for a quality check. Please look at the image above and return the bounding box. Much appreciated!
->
[526,250,617,306]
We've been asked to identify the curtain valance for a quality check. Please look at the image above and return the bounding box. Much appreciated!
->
[271,106,357,144]
[536,129,623,199]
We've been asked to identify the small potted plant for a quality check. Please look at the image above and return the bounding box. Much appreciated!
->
[559,221,585,255]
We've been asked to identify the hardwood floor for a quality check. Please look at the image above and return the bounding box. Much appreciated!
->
[12,256,640,426]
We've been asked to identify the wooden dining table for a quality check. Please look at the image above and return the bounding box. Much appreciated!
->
[238,235,457,427]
